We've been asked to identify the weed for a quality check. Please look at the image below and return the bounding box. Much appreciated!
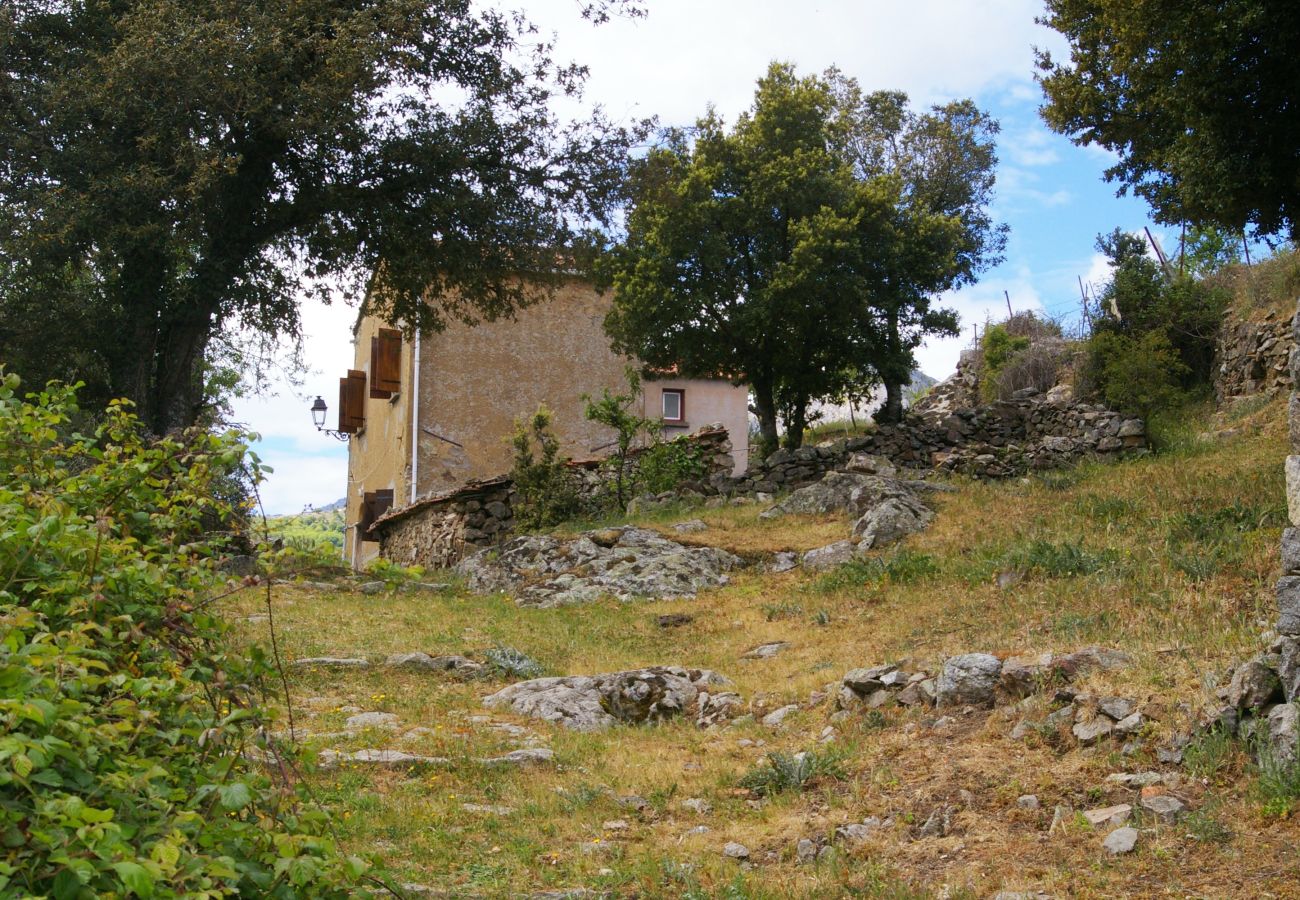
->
[1170,546,1228,582]
[1074,493,1138,523]
[1182,798,1234,844]
[1004,539,1119,578]
[811,549,939,593]
[812,608,831,626]
[738,749,846,797]
[761,601,804,621]
[1251,725,1300,817]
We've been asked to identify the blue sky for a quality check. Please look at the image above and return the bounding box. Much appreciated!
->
[234,0,1171,514]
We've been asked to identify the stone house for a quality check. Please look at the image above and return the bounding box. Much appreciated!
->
[336,278,750,567]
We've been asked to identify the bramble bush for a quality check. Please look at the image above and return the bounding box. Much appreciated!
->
[0,374,373,898]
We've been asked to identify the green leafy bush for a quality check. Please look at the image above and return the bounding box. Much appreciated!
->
[0,376,370,898]
[1082,330,1189,419]
[583,368,655,509]
[636,435,709,496]
[978,324,1030,400]
[509,407,580,530]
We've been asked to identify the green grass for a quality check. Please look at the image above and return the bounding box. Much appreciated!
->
[224,397,1297,897]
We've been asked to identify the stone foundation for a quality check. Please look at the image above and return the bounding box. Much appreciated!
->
[1215,307,1293,405]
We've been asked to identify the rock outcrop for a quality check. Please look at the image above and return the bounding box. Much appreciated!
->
[456,526,741,607]
[481,667,736,732]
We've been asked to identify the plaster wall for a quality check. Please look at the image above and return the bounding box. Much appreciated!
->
[412,280,636,497]
[646,378,749,474]
[343,315,414,567]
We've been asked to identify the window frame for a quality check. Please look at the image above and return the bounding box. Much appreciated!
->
[661,388,685,425]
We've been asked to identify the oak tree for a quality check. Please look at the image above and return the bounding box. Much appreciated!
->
[1037,0,1300,239]
[0,0,640,432]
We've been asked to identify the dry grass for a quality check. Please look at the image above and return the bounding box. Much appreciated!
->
[227,401,1300,898]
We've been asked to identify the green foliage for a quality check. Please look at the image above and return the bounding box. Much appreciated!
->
[1037,0,1300,239]
[1083,330,1189,419]
[0,1,640,432]
[811,550,939,593]
[269,507,345,552]
[1250,721,1300,818]
[509,407,580,531]
[600,62,1001,452]
[761,601,804,622]
[636,436,709,496]
[737,749,846,797]
[0,375,369,897]
[1081,227,1228,415]
[1002,540,1118,578]
[583,368,656,510]
[979,324,1030,401]
[1184,729,1237,780]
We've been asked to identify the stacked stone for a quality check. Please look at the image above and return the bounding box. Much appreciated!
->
[374,427,735,568]
[1276,299,1300,708]
[1215,307,1294,405]
[376,479,514,568]
[725,391,1145,494]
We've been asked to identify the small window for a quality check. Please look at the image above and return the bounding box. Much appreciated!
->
[662,389,685,424]
[359,489,394,539]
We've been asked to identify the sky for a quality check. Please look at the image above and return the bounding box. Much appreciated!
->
[234,0,1166,515]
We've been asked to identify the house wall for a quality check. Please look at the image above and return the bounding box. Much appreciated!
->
[344,315,415,568]
[412,279,641,498]
[645,378,749,474]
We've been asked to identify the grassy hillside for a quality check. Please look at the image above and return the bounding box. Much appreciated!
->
[229,398,1296,898]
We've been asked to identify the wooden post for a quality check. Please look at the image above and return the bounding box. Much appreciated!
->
[1004,290,1013,318]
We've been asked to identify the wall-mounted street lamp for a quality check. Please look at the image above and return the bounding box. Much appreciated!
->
[310,396,350,442]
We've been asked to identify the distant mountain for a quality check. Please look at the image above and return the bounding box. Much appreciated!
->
[316,498,347,513]
[903,369,939,403]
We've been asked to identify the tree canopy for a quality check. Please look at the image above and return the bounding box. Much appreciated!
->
[1036,0,1300,240]
[599,63,1003,452]
[0,0,640,432]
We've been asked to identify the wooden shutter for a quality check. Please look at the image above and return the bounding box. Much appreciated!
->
[359,488,395,538]
[338,369,366,433]
[369,335,392,399]
[374,328,402,395]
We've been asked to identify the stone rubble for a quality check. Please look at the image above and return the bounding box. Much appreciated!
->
[481,667,735,732]
[456,526,742,607]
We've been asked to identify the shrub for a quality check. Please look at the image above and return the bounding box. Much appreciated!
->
[1001,310,1063,341]
[582,368,655,509]
[0,375,369,898]
[637,435,709,495]
[979,324,1030,400]
[990,340,1069,400]
[509,406,580,530]
[1082,330,1189,419]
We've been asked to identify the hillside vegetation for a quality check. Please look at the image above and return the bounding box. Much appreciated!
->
[230,396,1297,898]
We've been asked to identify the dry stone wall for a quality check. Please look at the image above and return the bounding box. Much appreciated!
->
[725,386,1145,494]
[372,428,734,568]
[1275,300,1300,705]
[1216,307,1294,405]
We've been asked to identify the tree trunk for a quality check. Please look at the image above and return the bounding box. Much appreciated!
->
[781,399,807,450]
[875,306,908,424]
[150,310,213,434]
[878,380,904,424]
[751,382,780,461]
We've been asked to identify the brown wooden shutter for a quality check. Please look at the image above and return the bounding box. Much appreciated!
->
[338,369,366,433]
[369,336,392,399]
[359,488,395,538]
[375,328,402,394]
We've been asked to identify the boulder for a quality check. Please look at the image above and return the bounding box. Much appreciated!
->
[289,657,370,671]
[851,496,933,548]
[801,540,862,571]
[936,653,1002,707]
[760,471,875,518]
[1000,653,1053,697]
[1138,794,1185,823]
[1277,637,1300,702]
[1265,702,1299,762]
[1073,717,1115,746]
[1278,577,1300,635]
[482,667,731,732]
[1228,656,1283,709]
[1103,827,1138,855]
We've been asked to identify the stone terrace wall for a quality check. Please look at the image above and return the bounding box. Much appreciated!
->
[1275,300,1300,702]
[372,427,734,568]
[725,388,1146,494]
[1215,307,1294,405]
